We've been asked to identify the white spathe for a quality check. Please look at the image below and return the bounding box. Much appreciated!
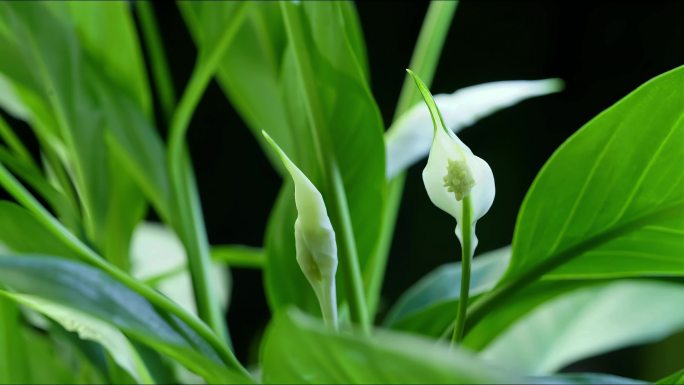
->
[385,78,563,179]
[262,131,338,328]
[408,70,496,254]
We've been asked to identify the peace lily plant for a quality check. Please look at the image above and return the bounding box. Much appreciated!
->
[0,1,683,385]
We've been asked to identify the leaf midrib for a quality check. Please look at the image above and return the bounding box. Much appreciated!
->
[465,200,684,340]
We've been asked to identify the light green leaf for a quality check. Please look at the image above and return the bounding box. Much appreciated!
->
[0,254,251,384]
[6,293,153,384]
[260,308,513,384]
[384,246,510,331]
[470,65,684,330]
[65,1,152,118]
[482,280,684,375]
[385,79,563,178]
[509,65,684,281]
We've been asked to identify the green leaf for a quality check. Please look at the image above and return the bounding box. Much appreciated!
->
[273,1,386,322]
[511,64,684,280]
[0,3,151,269]
[260,308,513,384]
[5,293,153,384]
[0,296,29,383]
[463,281,587,351]
[481,280,684,374]
[0,201,80,259]
[658,368,684,384]
[470,65,684,328]
[181,2,293,175]
[65,1,152,118]
[0,254,251,384]
[384,246,510,332]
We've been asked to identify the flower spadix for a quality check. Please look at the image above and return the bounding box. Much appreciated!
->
[407,70,495,252]
[262,131,338,328]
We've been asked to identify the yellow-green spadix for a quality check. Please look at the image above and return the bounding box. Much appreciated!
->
[262,131,338,329]
[407,70,495,254]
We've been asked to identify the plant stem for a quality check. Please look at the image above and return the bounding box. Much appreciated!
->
[135,1,177,123]
[366,0,458,318]
[394,1,459,119]
[166,2,247,343]
[0,162,248,376]
[280,1,370,333]
[451,196,472,345]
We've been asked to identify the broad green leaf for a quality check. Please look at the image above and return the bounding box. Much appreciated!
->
[184,1,384,316]
[260,308,513,384]
[0,296,29,383]
[658,368,684,384]
[130,222,230,316]
[23,324,105,384]
[271,2,386,315]
[482,280,684,375]
[0,3,151,269]
[464,281,588,351]
[0,255,250,383]
[5,293,153,383]
[181,2,292,175]
[65,1,152,118]
[384,246,510,331]
[504,65,684,284]
[0,201,80,259]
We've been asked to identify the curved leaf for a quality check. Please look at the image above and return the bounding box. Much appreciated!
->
[507,65,684,282]
[384,246,510,330]
[0,255,250,383]
[6,293,152,383]
[482,280,684,375]
[261,308,513,384]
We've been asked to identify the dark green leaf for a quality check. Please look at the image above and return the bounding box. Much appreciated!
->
[261,308,513,384]
[0,255,250,383]
[384,246,510,330]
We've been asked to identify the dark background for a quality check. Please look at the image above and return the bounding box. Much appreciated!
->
[146,0,684,380]
[2,0,682,381]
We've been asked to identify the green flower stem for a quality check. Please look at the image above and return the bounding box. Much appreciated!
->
[451,196,473,345]
[280,1,370,333]
[0,162,248,376]
[135,1,177,123]
[166,2,248,343]
[366,0,458,317]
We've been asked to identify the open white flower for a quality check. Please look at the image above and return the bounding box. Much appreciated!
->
[385,78,563,178]
[407,70,495,254]
[262,131,338,329]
